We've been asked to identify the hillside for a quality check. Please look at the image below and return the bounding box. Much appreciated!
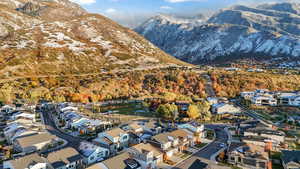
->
[136,3,300,65]
[0,0,186,79]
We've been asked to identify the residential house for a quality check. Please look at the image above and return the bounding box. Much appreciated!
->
[122,123,144,145]
[70,118,89,129]
[240,92,255,100]
[227,144,271,169]
[212,103,241,114]
[281,150,300,169]
[79,142,109,165]
[242,136,280,152]
[169,129,195,151]
[3,153,52,169]
[141,121,162,135]
[95,128,129,155]
[78,119,108,135]
[178,123,204,142]
[224,67,240,71]
[60,106,78,114]
[90,152,141,169]
[244,128,285,143]
[9,130,38,144]
[46,147,83,169]
[11,112,36,121]
[1,105,15,115]
[247,68,264,72]
[251,96,277,106]
[277,92,300,107]
[207,97,219,105]
[150,132,179,160]
[128,143,163,169]
[14,132,59,154]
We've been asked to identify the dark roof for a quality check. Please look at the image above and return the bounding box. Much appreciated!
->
[188,159,208,169]
[281,150,300,164]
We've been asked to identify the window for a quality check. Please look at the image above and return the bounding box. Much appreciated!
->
[90,156,95,160]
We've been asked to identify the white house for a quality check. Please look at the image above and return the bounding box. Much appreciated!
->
[212,103,241,114]
[278,92,300,107]
[151,132,179,158]
[251,96,277,106]
[60,106,78,113]
[70,118,90,130]
[0,105,15,114]
[178,123,204,135]
[128,143,164,169]
[11,112,36,121]
[207,97,219,105]
[240,92,255,100]
[96,128,129,155]
[79,142,109,165]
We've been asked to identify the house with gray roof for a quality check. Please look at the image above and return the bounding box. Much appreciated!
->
[45,147,83,169]
[3,153,52,169]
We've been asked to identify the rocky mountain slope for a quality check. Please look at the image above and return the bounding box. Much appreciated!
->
[136,3,300,65]
[0,0,185,79]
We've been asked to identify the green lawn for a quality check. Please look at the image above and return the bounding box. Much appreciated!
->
[206,129,215,140]
[195,143,208,149]
[100,102,154,117]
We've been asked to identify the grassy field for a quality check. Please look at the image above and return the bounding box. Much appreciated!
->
[100,102,155,117]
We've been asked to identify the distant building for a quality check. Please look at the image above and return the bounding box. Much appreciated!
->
[244,128,285,144]
[212,103,241,114]
[251,96,277,106]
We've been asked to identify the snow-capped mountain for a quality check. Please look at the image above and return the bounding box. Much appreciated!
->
[135,3,300,64]
[0,0,185,78]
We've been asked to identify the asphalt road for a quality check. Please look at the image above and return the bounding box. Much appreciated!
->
[173,124,229,169]
[202,73,216,97]
[41,109,84,150]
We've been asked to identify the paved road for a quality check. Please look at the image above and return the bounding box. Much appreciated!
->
[41,109,84,150]
[173,125,229,169]
[201,74,216,97]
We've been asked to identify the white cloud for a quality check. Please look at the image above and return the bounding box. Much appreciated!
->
[70,0,96,5]
[105,8,117,14]
[160,6,173,10]
[165,0,205,3]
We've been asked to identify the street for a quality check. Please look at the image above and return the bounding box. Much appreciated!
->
[41,109,84,150]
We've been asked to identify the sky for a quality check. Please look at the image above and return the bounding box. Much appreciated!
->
[70,0,298,28]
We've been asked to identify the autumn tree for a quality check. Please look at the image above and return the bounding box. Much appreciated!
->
[187,105,200,119]
[156,103,178,120]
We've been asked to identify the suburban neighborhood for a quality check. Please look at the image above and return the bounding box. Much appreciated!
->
[1,87,300,169]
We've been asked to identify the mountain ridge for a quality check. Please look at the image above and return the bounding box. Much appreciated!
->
[0,0,187,79]
[136,2,300,65]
